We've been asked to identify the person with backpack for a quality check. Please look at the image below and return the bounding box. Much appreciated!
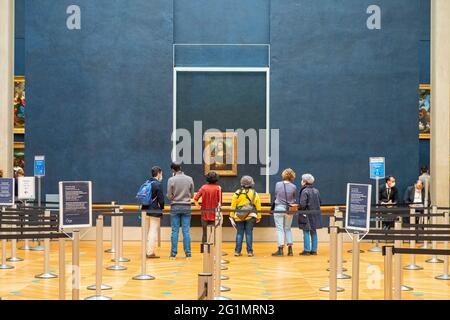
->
[166,162,194,259]
[230,176,261,257]
[194,171,222,244]
[298,174,322,256]
[136,166,164,259]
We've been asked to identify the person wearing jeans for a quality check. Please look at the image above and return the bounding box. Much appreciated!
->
[169,205,192,257]
[166,162,194,259]
[298,173,322,256]
[230,176,262,257]
[271,168,298,257]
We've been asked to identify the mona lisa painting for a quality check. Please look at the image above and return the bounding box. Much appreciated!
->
[204,132,238,177]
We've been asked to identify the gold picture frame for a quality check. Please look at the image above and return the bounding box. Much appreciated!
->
[14,75,26,134]
[419,84,430,139]
[203,132,238,177]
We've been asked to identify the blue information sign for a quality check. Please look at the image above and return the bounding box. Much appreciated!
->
[345,183,372,232]
[34,155,45,177]
[369,157,385,180]
[59,181,92,229]
[0,178,15,206]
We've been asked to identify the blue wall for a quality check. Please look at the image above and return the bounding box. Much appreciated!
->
[25,0,425,213]
[15,0,25,75]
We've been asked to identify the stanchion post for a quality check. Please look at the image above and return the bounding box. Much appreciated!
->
[329,226,338,300]
[105,202,116,253]
[351,232,360,300]
[403,208,423,270]
[72,229,80,300]
[435,211,450,280]
[59,238,66,300]
[7,205,23,262]
[198,273,213,300]
[133,211,155,280]
[107,214,127,271]
[426,206,444,263]
[86,215,112,300]
[0,239,14,269]
[383,246,393,300]
[36,210,57,279]
[213,208,230,300]
[336,210,350,279]
[394,219,413,292]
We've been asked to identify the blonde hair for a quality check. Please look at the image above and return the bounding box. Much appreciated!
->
[281,168,296,182]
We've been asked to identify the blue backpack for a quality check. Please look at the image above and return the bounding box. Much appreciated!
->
[136,180,155,206]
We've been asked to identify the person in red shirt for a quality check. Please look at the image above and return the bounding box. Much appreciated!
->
[194,171,222,244]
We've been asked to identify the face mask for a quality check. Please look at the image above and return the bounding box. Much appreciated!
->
[391,182,396,188]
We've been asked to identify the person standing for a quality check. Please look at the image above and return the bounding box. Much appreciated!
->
[298,174,322,256]
[194,171,222,244]
[166,162,194,259]
[141,166,164,259]
[271,168,298,257]
[379,176,399,229]
[230,176,262,257]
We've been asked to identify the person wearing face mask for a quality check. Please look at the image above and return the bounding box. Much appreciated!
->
[142,166,165,259]
[379,176,399,229]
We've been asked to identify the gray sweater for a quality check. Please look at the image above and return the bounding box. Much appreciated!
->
[274,181,298,206]
[166,172,194,205]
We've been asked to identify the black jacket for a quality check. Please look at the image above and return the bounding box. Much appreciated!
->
[298,186,323,230]
[379,184,399,204]
[403,186,430,206]
[142,178,165,217]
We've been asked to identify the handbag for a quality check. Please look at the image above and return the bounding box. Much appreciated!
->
[298,214,311,230]
[283,183,299,214]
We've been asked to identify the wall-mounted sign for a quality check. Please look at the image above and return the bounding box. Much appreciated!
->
[18,177,36,200]
[345,183,372,232]
[34,155,45,177]
[59,181,92,229]
[0,178,15,206]
[369,157,385,180]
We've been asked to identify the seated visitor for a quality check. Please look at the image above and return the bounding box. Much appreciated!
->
[230,176,261,257]
[404,179,430,206]
[271,168,298,257]
[166,162,194,259]
[141,166,164,259]
[298,174,322,256]
[194,171,222,244]
[419,165,431,189]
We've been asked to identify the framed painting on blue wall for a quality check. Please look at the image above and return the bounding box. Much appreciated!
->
[204,132,238,177]
[419,84,430,139]
[14,76,25,134]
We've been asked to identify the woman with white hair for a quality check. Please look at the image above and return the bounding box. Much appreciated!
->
[298,173,323,256]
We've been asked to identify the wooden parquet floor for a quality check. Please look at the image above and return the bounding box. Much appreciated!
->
[0,241,449,300]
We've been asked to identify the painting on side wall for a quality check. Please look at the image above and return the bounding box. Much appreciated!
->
[14,76,25,133]
[419,84,430,139]
[204,132,238,177]
[13,144,25,176]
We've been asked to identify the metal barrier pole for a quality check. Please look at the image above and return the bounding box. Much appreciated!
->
[426,206,444,263]
[368,206,382,253]
[336,210,350,279]
[59,238,66,300]
[19,204,32,250]
[105,202,116,253]
[36,210,57,279]
[214,209,231,300]
[7,206,23,262]
[86,215,112,299]
[7,239,23,262]
[320,217,344,292]
[133,211,155,280]
[329,226,338,300]
[72,229,80,300]
[107,215,127,271]
[435,211,450,280]
[0,239,14,269]
[351,232,360,300]
[112,209,129,263]
[198,272,213,300]
[394,220,412,293]
[403,208,423,270]
[384,246,393,300]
